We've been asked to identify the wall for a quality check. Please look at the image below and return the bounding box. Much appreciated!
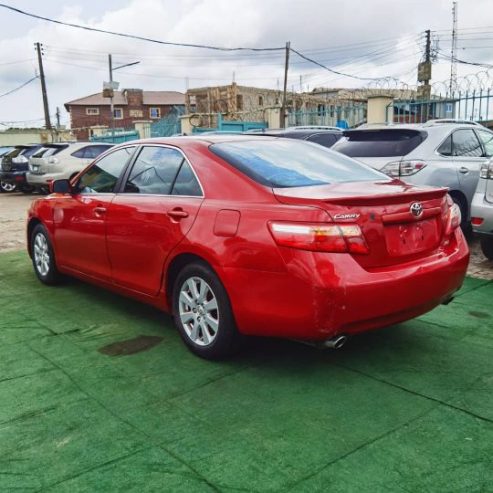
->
[0,129,74,146]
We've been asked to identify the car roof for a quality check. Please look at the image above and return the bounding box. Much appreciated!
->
[130,135,281,147]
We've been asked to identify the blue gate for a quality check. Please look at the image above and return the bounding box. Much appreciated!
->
[90,130,140,144]
[150,106,185,137]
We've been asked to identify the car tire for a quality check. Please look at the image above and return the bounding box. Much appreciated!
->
[172,262,243,359]
[30,224,61,285]
[451,195,472,237]
[480,237,493,261]
[0,181,16,193]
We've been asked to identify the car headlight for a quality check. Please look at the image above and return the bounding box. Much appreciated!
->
[381,160,427,177]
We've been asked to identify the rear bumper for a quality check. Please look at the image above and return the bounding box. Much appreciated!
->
[471,192,493,235]
[223,228,469,340]
[0,171,27,185]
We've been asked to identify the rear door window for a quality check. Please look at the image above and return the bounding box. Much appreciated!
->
[333,129,425,157]
[451,129,482,157]
[437,135,453,156]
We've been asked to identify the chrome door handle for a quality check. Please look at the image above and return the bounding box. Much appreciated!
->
[167,208,189,219]
[94,206,107,215]
[459,167,469,174]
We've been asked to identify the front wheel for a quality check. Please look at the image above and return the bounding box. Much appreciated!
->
[480,237,493,261]
[30,224,61,284]
[172,262,243,359]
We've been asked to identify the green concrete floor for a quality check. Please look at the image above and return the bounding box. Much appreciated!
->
[1,250,492,492]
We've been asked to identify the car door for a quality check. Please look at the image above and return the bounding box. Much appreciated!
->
[53,146,136,280]
[106,145,204,296]
[475,129,493,202]
[451,128,489,205]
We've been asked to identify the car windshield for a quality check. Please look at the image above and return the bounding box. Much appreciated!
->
[333,129,426,157]
[21,147,42,158]
[210,139,388,188]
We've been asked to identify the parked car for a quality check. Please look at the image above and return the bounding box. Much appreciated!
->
[332,120,493,231]
[27,136,468,359]
[247,128,343,148]
[27,142,113,193]
[0,144,44,193]
[471,154,493,260]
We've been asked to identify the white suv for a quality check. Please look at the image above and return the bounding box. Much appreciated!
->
[27,142,113,192]
[333,120,493,230]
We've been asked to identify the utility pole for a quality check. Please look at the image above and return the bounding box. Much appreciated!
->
[281,41,290,128]
[417,30,432,120]
[56,107,61,128]
[108,54,115,137]
[35,42,51,131]
[450,1,458,95]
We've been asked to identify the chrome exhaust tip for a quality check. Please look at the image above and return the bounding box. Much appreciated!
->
[323,335,348,349]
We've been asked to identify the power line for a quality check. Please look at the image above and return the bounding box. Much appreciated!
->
[0,75,39,99]
[0,3,284,52]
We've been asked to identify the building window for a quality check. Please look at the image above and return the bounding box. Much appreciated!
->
[258,96,264,106]
[86,107,99,116]
[149,107,161,119]
[113,108,123,119]
[236,95,243,111]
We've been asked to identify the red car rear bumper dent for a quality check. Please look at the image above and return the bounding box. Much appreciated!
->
[222,229,469,340]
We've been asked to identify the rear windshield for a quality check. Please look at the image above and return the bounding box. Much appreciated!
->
[333,129,426,157]
[210,139,387,188]
[20,146,42,158]
[32,144,69,158]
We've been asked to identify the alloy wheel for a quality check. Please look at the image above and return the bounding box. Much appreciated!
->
[178,276,219,346]
[33,232,50,277]
[0,181,16,193]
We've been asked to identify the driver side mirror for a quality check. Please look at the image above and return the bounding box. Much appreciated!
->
[50,179,74,194]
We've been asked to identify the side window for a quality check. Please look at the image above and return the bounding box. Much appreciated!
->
[171,162,202,196]
[437,135,452,156]
[78,147,135,194]
[306,133,337,148]
[124,146,185,195]
[71,148,86,158]
[451,129,482,157]
[84,145,112,159]
[477,130,493,157]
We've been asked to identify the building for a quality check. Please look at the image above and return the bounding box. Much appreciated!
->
[65,88,185,140]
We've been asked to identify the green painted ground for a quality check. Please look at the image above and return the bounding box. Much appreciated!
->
[1,250,492,492]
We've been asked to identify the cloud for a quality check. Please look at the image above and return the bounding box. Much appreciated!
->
[0,0,492,127]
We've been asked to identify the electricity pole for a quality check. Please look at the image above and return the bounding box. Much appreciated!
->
[450,1,458,95]
[281,41,290,128]
[35,42,52,131]
[108,54,115,137]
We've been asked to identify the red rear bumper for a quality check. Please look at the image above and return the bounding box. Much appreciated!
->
[222,229,469,340]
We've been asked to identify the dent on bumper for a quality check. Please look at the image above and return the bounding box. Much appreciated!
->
[224,230,469,341]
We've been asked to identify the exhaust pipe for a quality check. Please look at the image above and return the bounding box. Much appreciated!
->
[323,335,347,349]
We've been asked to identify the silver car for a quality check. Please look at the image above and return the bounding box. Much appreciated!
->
[333,120,493,230]
[471,157,493,260]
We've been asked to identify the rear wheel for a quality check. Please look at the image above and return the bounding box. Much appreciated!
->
[30,224,61,285]
[451,195,472,237]
[172,262,243,359]
[480,237,493,261]
[0,181,16,193]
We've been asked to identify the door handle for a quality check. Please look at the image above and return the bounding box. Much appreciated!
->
[167,208,189,219]
[94,206,107,215]
[459,167,469,174]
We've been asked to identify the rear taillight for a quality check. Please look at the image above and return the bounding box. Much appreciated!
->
[472,217,484,226]
[479,160,493,179]
[445,202,461,236]
[268,222,369,254]
[381,160,427,177]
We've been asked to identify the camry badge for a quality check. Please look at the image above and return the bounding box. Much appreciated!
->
[334,213,360,221]
[410,202,423,217]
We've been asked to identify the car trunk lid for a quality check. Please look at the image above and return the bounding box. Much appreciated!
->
[273,180,449,268]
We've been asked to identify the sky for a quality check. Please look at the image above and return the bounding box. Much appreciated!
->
[0,0,492,128]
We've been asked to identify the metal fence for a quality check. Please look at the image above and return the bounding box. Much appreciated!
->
[190,113,266,134]
[392,90,493,125]
[150,106,185,137]
[287,104,366,129]
[90,130,140,144]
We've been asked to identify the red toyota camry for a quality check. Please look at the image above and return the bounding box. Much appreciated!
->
[27,136,469,359]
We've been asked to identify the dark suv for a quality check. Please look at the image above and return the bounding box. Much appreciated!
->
[0,144,44,193]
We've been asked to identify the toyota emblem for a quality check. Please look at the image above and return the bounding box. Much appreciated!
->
[410,202,423,217]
